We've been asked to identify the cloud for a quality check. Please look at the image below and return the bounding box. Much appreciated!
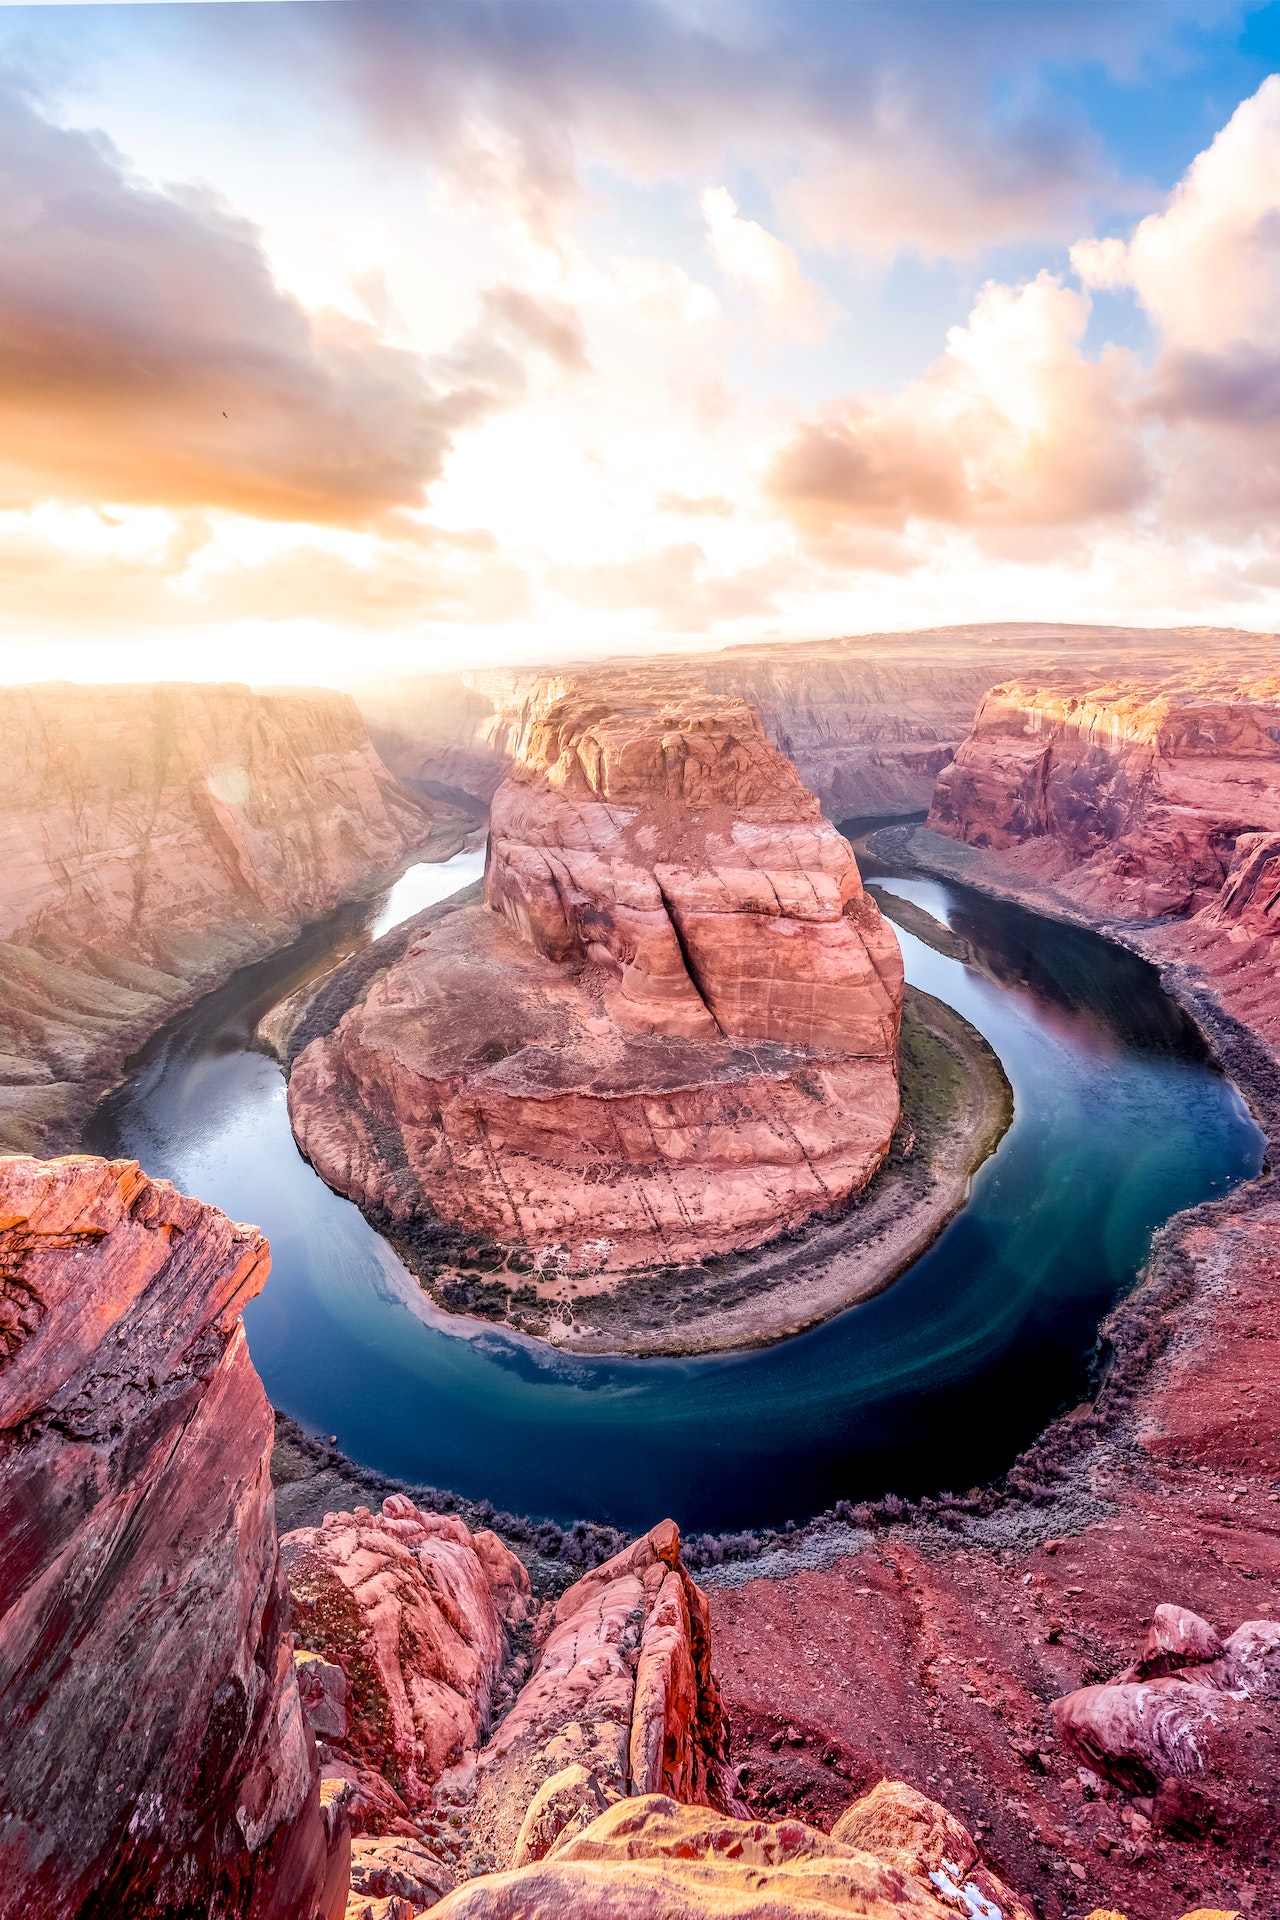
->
[1070,77,1280,523]
[480,284,590,371]
[700,186,831,338]
[768,272,1147,536]
[193,0,1204,259]
[656,490,735,518]
[0,84,512,524]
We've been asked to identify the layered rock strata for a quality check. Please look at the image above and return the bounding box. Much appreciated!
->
[0,1153,346,1920]
[929,672,1280,920]
[289,695,903,1278]
[926,670,1280,1062]
[356,621,1277,820]
[0,682,465,1154]
[282,1496,532,1823]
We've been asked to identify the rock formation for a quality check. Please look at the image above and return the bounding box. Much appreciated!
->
[925,668,1280,1056]
[288,694,903,1278]
[0,1153,347,1920]
[282,1496,531,1822]
[0,682,466,1154]
[929,671,1280,920]
[471,1519,735,1867]
[356,622,1277,821]
[426,1779,1035,1920]
[1052,1603,1280,1841]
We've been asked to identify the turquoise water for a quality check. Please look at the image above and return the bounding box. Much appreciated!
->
[86,842,1263,1532]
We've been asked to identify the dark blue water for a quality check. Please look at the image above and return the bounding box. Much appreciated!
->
[85,840,1263,1533]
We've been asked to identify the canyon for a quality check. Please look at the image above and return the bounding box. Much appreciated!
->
[355,621,1278,824]
[0,682,465,1157]
[7,631,1280,1920]
[287,692,914,1315]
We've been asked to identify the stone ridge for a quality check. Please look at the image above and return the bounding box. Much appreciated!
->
[288,692,903,1280]
[0,681,468,1154]
[0,1152,347,1920]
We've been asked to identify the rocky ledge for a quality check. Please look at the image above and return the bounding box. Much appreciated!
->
[0,1153,347,1920]
[288,695,906,1302]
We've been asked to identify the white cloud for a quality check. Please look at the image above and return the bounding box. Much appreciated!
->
[700,187,833,340]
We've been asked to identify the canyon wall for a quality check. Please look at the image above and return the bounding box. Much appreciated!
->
[0,1153,347,1920]
[356,621,1275,821]
[927,669,1280,1050]
[288,693,903,1280]
[0,682,465,1153]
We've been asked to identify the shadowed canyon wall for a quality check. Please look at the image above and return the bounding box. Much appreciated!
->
[0,683,465,1154]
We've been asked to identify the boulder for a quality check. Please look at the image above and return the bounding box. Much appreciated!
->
[0,1153,345,1920]
[1052,1605,1280,1839]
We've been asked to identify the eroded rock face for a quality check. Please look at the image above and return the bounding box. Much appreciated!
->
[429,1781,1035,1920]
[356,621,1278,820]
[282,1496,532,1822]
[929,673,1280,920]
[0,1153,344,1920]
[289,696,902,1277]
[473,1519,735,1868]
[0,682,464,1154]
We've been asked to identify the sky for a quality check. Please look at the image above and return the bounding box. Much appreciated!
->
[1,0,1280,684]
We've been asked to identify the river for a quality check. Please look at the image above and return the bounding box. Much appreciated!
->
[84,832,1264,1534]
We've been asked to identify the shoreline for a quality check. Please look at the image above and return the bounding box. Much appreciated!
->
[365,982,1013,1360]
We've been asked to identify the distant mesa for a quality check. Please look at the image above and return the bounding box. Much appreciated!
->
[288,693,904,1280]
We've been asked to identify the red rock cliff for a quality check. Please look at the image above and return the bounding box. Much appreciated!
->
[356,621,1277,820]
[288,695,902,1278]
[0,1153,347,1920]
[929,672,1280,919]
[0,682,465,1153]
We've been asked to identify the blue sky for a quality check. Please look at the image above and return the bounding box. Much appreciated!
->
[0,1,1277,681]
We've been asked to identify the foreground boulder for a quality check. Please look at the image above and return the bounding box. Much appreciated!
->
[429,1780,1035,1920]
[0,1154,345,1920]
[289,694,902,1280]
[283,1496,532,1821]
[1052,1603,1280,1842]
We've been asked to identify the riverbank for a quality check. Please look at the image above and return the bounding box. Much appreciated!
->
[699,825,1280,1920]
[352,981,1011,1358]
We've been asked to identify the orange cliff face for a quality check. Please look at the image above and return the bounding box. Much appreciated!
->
[0,1154,349,1920]
[288,695,903,1278]
[0,682,467,1153]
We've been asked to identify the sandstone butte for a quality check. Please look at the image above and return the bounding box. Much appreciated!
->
[287,693,904,1278]
[353,620,1278,823]
[0,681,466,1157]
